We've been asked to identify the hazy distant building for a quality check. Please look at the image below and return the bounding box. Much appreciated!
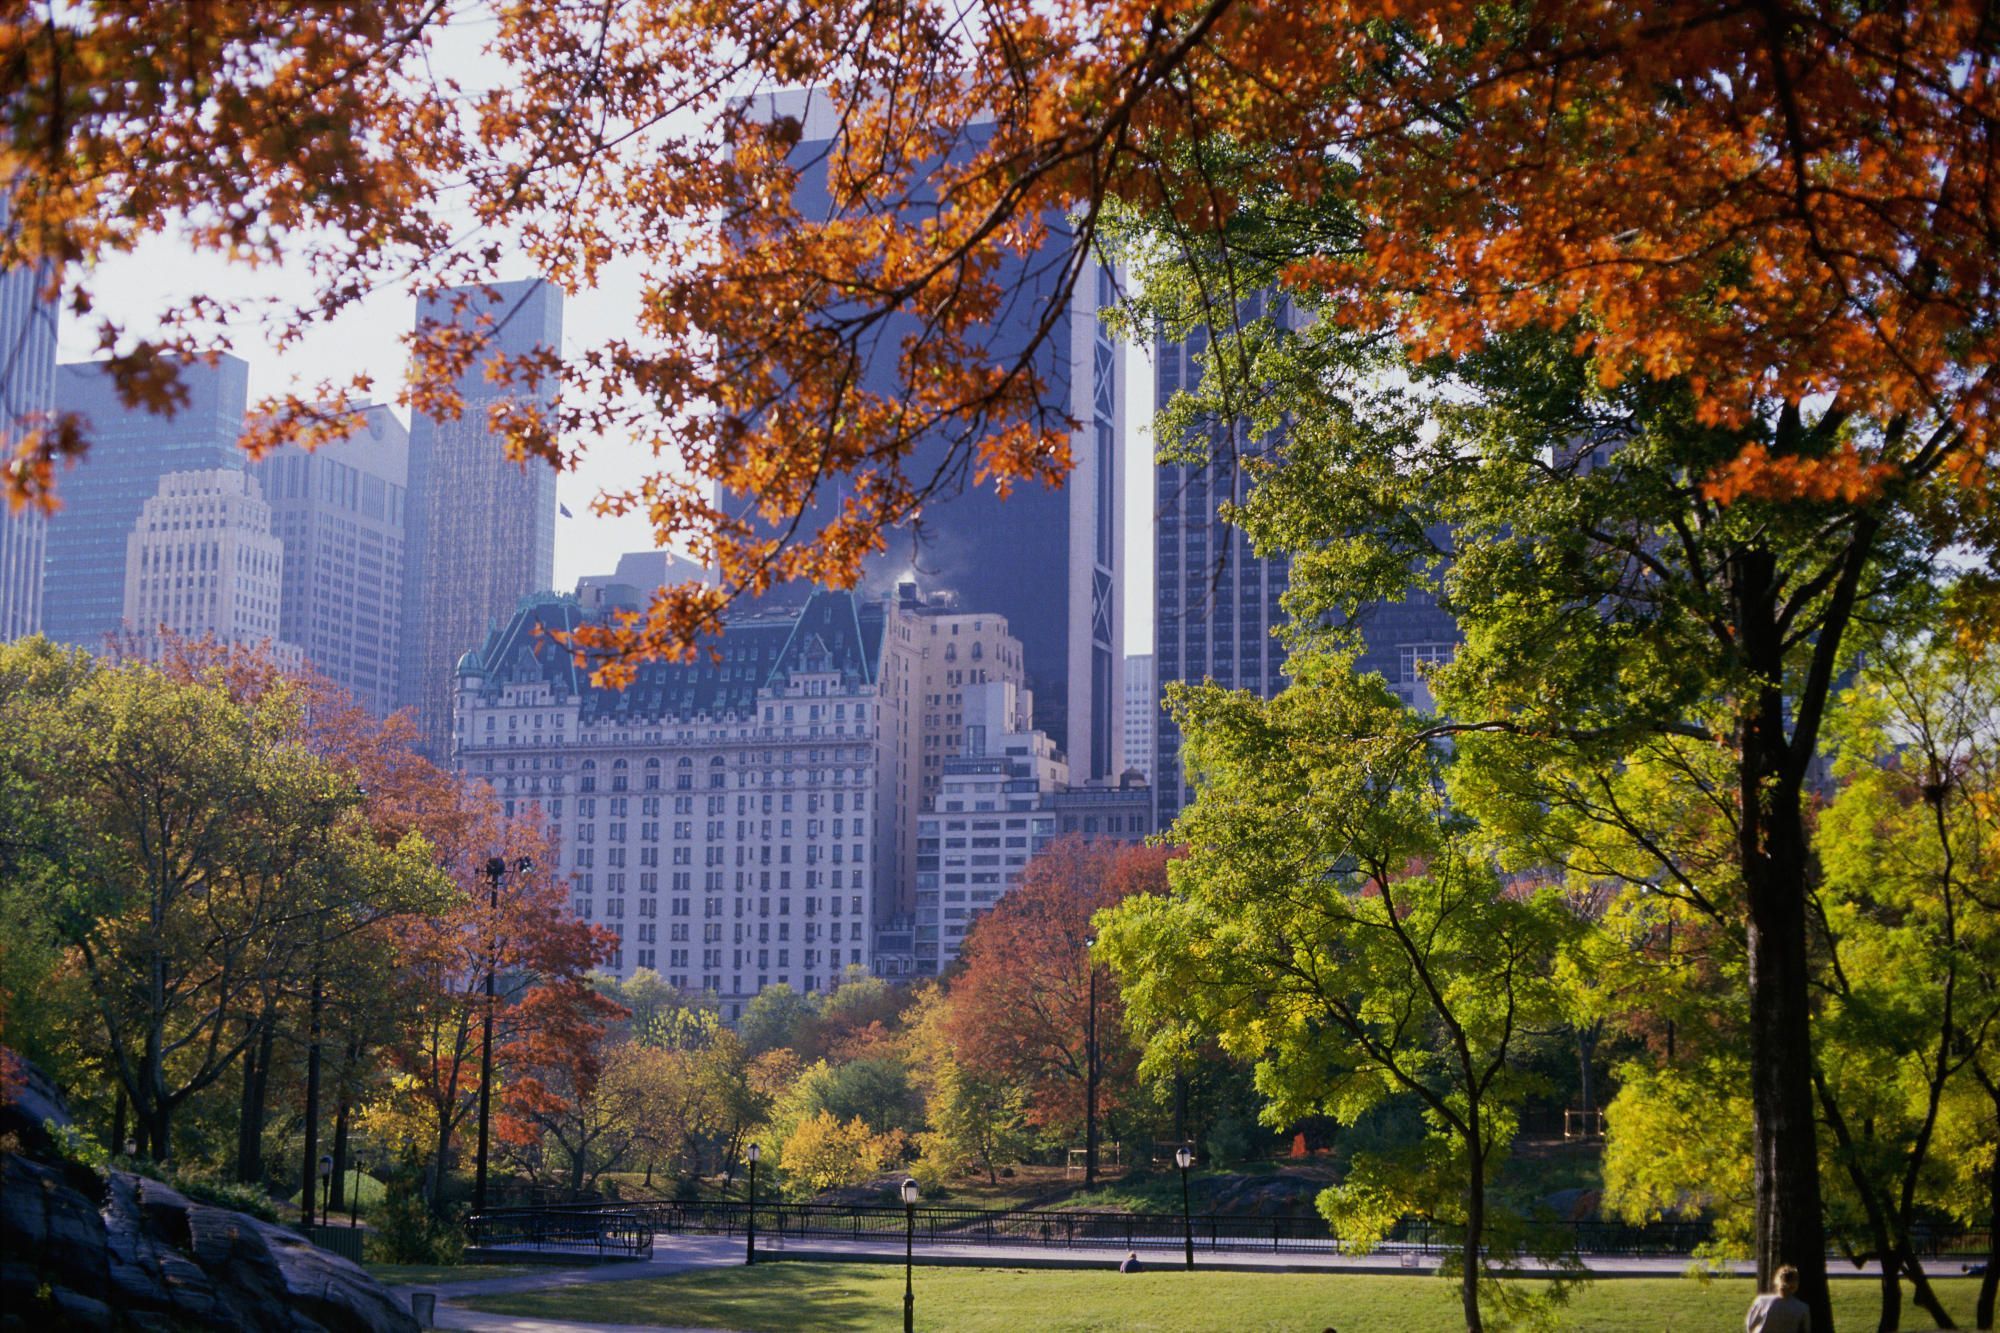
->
[0,219,57,640]
[398,279,563,756]
[913,680,1067,975]
[44,355,250,651]
[1121,652,1155,789]
[250,406,408,712]
[452,587,914,1006]
[122,469,292,662]
[574,551,713,612]
[742,90,1127,782]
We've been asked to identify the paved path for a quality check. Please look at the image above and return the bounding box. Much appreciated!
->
[393,1233,1904,1331]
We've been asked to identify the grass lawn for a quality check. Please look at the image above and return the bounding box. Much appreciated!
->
[465,1265,1983,1332]
[365,1262,536,1286]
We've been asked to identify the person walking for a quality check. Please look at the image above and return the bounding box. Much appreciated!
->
[1746,1265,1811,1333]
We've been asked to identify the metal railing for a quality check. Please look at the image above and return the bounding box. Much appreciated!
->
[467,1198,1990,1263]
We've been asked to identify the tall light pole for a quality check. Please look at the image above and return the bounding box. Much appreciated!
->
[900,1177,919,1333]
[318,1154,334,1224]
[474,855,531,1218]
[1176,1145,1194,1270]
[1083,934,1099,1187]
[745,1142,760,1265]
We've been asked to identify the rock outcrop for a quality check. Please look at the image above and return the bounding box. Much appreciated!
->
[0,1060,417,1333]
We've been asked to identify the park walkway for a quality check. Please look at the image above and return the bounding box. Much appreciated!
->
[390,1233,1780,1332]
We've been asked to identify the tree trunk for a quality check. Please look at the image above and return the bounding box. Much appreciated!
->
[1461,1139,1485,1333]
[111,1086,127,1158]
[1734,547,1832,1333]
[1980,1076,1998,1332]
[299,964,324,1227]
[1576,1023,1599,1121]
[1903,1252,1956,1329]
[330,1094,352,1214]
[237,1012,274,1184]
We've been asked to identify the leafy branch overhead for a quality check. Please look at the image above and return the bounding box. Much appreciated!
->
[2,3,1994,674]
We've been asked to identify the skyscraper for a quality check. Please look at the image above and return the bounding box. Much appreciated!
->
[740,90,1127,783]
[1151,308,1293,832]
[121,469,291,662]
[1150,302,1457,830]
[398,279,562,756]
[44,355,250,652]
[250,405,408,713]
[1122,652,1155,787]
[0,219,57,641]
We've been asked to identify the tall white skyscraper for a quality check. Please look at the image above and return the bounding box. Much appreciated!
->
[1122,652,1155,788]
[122,469,294,662]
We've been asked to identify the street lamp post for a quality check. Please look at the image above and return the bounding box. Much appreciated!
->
[318,1154,334,1225]
[1176,1146,1194,1270]
[745,1143,760,1265]
[900,1177,919,1333]
[350,1153,362,1228]
[1083,934,1099,1186]
[474,855,532,1218]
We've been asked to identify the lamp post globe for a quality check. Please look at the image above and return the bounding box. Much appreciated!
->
[900,1177,919,1333]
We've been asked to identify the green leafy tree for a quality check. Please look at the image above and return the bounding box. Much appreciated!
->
[1809,626,2000,1328]
[1097,664,1586,1333]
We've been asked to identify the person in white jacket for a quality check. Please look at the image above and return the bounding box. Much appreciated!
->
[1746,1265,1811,1333]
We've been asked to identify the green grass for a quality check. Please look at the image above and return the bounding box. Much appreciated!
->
[364,1262,535,1286]
[465,1266,1983,1332]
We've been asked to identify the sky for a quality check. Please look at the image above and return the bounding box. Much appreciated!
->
[52,19,1161,653]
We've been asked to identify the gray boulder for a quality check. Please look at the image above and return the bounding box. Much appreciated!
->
[0,1057,417,1333]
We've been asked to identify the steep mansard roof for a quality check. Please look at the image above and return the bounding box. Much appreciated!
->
[461,589,887,722]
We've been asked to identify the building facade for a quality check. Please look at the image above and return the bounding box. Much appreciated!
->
[250,405,408,712]
[400,279,563,756]
[1121,652,1155,789]
[0,217,57,641]
[453,588,917,1011]
[45,355,250,652]
[121,469,292,660]
[742,90,1127,784]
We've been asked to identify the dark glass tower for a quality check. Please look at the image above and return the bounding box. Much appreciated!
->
[1151,302,1458,831]
[737,90,1126,781]
[43,355,250,651]
[398,279,562,756]
[0,208,57,641]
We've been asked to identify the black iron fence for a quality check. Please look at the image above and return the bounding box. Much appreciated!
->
[466,1198,1989,1263]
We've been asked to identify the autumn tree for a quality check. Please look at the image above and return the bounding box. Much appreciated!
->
[10,8,1999,1315]
[382,801,613,1210]
[944,837,1169,1183]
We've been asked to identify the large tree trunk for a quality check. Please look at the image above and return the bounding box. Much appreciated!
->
[1734,547,1833,1332]
[236,1011,275,1184]
[1461,1137,1485,1333]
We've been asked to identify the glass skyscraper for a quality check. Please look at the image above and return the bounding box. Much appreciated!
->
[43,355,250,652]
[398,279,562,757]
[0,212,57,641]
[251,405,408,714]
[738,90,1127,782]
[1151,300,1458,832]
